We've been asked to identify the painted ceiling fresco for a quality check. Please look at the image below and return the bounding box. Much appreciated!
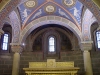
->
[18,0,83,27]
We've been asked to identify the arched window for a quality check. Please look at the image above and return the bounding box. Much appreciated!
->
[43,29,60,58]
[2,33,9,50]
[0,32,11,52]
[48,36,56,52]
[96,31,100,49]
[0,24,12,52]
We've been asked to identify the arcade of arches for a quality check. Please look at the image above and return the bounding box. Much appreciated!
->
[0,0,100,75]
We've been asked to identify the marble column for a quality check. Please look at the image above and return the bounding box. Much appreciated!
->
[11,44,23,75]
[80,41,93,75]
[0,29,4,38]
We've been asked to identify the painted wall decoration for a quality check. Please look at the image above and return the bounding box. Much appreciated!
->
[18,6,32,24]
[69,1,83,24]
[25,0,36,8]
[45,5,55,13]
[0,0,100,31]
[58,8,70,19]
[62,0,76,7]
[18,0,83,28]
[82,9,97,41]
[31,9,42,20]
[9,11,20,43]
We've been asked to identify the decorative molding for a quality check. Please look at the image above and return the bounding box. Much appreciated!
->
[20,16,82,43]
[47,59,56,68]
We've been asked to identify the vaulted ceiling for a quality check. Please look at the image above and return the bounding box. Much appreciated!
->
[0,0,100,43]
[0,0,100,26]
[18,0,82,29]
[0,0,100,27]
[0,0,100,12]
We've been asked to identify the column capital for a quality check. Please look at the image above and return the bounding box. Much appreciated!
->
[10,43,23,53]
[0,29,4,35]
[80,41,93,51]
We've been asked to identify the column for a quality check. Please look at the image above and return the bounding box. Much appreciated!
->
[80,41,93,75]
[0,29,4,38]
[11,43,23,75]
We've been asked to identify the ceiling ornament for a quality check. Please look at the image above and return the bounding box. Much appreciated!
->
[24,0,37,8]
[45,5,56,14]
[62,0,76,7]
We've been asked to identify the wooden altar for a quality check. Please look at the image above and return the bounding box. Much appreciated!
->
[23,59,80,75]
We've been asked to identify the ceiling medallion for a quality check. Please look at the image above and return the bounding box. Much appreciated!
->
[63,0,76,7]
[25,0,36,8]
[45,5,55,13]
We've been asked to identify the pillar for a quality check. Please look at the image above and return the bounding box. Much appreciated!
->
[11,43,23,75]
[80,41,93,75]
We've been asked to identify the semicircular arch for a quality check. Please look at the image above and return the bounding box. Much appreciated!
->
[19,16,82,44]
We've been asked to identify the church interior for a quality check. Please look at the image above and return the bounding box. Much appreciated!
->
[0,0,100,75]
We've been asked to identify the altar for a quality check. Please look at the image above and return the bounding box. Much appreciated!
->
[23,59,80,75]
